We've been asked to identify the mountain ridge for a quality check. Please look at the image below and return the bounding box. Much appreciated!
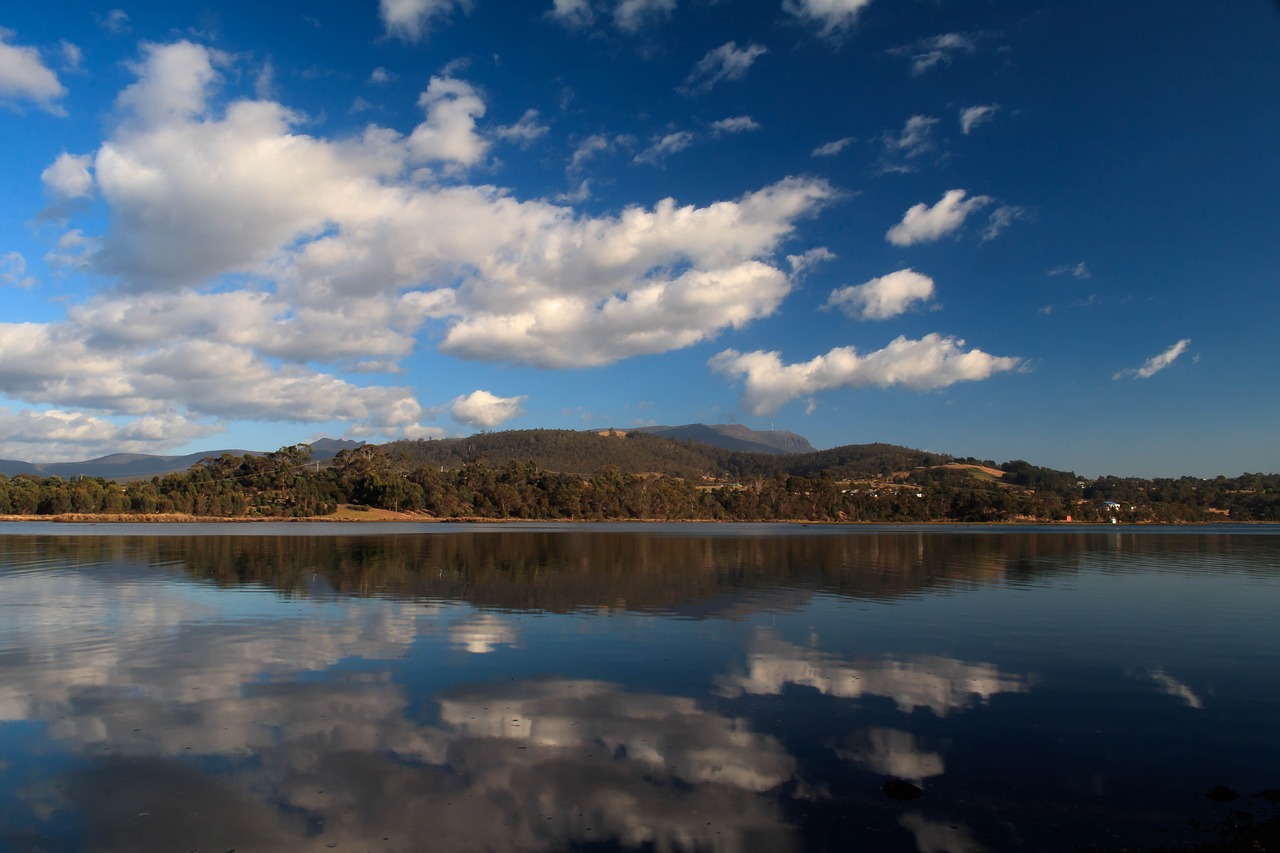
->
[0,438,363,481]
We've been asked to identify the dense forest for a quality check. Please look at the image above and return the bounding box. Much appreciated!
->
[1,431,1277,523]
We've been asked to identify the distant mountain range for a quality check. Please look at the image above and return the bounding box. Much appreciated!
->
[0,438,362,481]
[626,424,814,455]
[0,425,828,482]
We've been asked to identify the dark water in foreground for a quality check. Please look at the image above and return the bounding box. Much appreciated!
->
[0,524,1278,852]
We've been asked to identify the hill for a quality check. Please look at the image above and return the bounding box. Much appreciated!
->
[627,423,814,455]
[0,438,362,481]
[381,429,947,480]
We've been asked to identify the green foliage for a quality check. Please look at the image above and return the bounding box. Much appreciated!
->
[1,437,1277,523]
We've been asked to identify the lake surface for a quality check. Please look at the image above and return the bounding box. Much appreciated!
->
[1,523,1278,852]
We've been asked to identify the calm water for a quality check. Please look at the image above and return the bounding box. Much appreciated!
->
[1,523,1278,852]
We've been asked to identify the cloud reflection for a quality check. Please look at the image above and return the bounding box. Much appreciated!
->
[717,630,1030,715]
[448,612,520,653]
[0,569,798,851]
[836,727,945,782]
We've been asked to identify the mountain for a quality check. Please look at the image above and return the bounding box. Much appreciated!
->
[628,423,814,455]
[0,439,362,481]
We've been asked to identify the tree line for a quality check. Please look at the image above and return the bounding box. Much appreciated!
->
[1,437,1277,522]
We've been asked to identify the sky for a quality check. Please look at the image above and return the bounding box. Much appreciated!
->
[1,1,1277,477]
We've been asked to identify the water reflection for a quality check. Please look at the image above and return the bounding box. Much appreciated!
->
[718,629,1031,716]
[0,527,1278,851]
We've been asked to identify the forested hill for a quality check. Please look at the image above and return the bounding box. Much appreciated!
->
[380,430,947,479]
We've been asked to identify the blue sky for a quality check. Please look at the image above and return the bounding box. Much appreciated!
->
[1,1,1277,477]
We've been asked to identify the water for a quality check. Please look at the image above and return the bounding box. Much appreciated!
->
[0,524,1277,852]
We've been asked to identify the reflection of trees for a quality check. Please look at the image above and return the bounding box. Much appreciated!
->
[0,530,1113,614]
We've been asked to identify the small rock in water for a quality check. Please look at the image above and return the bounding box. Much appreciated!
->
[882,779,923,801]
[1205,785,1238,802]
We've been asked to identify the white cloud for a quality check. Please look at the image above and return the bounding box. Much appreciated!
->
[1113,338,1191,380]
[711,115,760,134]
[679,41,767,95]
[380,0,470,41]
[634,130,696,164]
[100,9,130,33]
[825,269,935,320]
[613,0,677,32]
[0,408,218,461]
[546,0,595,29]
[495,108,549,146]
[369,66,394,84]
[1048,261,1090,279]
[408,75,489,166]
[784,0,875,38]
[981,204,1032,241]
[0,27,68,114]
[568,133,612,172]
[886,189,991,246]
[711,333,1021,415]
[59,40,83,72]
[787,246,835,277]
[959,103,999,135]
[449,390,527,428]
[0,252,35,289]
[811,136,854,157]
[879,114,939,173]
[41,152,95,198]
[893,32,980,75]
[117,40,229,125]
[6,40,835,451]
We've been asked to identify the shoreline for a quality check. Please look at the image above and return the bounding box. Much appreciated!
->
[0,512,1253,526]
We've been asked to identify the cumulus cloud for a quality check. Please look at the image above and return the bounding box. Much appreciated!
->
[449,390,527,429]
[811,136,854,157]
[679,41,767,95]
[710,333,1021,415]
[825,269,935,320]
[784,0,875,38]
[408,75,490,165]
[41,152,94,198]
[886,189,991,246]
[0,27,68,114]
[0,252,36,289]
[959,103,999,135]
[879,114,939,173]
[380,0,470,41]
[10,40,833,452]
[117,40,230,125]
[1113,338,1191,380]
[711,115,760,134]
[0,408,218,461]
[494,108,549,146]
[892,32,981,75]
[369,66,394,84]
